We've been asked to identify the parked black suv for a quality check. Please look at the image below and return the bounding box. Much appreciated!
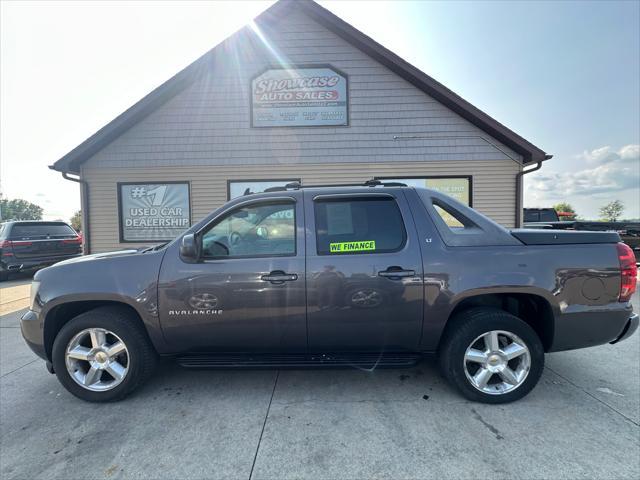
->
[0,221,82,281]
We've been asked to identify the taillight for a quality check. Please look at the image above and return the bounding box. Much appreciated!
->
[62,237,82,245]
[0,240,32,247]
[617,242,637,302]
[12,241,32,246]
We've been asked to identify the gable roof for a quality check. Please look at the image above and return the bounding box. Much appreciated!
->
[51,0,550,174]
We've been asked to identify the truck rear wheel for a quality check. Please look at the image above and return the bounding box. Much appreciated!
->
[438,307,544,404]
[51,306,157,402]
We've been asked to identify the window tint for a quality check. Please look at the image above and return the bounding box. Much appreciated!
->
[433,204,465,228]
[523,211,539,223]
[201,202,295,258]
[315,197,406,255]
[10,223,76,239]
[432,200,477,230]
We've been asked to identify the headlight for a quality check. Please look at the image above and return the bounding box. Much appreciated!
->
[29,281,41,312]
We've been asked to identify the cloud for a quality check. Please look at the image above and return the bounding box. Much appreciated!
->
[576,144,640,166]
[525,144,640,217]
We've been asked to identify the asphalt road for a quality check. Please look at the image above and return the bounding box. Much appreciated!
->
[1,277,638,480]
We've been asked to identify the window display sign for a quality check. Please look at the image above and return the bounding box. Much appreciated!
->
[251,66,348,127]
[380,177,471,227]
[381,177,471,205]
[118,182,190,242]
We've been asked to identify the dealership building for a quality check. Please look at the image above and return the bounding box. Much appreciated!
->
[51,0,551,254]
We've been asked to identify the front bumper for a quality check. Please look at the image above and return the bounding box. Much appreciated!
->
[610,313,639,345]
[20,309,47,360]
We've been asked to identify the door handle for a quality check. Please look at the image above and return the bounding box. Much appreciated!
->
[261,271,298,284]
[378,267,415,278]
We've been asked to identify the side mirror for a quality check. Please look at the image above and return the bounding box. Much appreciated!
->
[180,233,198,260]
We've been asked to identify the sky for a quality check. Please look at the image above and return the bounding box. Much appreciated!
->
[1,0,639,221]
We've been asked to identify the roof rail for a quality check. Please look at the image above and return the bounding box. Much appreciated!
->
[260,179,407,194]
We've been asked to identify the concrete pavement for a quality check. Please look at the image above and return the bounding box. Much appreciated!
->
[0,275,31,316]
[0,286,638,479]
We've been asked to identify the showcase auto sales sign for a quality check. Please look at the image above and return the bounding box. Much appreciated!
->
[251,67,348,127]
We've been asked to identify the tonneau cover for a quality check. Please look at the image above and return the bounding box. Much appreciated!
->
[511,229,620,245]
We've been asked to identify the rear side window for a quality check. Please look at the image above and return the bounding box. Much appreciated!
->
[314,197,406,255]
[10,223,76,240]
[539,210,557,222]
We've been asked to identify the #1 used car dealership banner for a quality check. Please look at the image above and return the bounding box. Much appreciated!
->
[118,183,190,242]
[252,67,348,127]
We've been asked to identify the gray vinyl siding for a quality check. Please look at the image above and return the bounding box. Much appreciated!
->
[82,160,520,252]
[82,10,521,170]
[80,9,523,252]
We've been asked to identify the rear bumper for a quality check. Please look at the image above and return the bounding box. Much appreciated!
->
[1,254,81,273]
[610,313,639,345]
[549,304,635,352]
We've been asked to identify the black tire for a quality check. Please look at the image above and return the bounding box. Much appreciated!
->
[52,306,158,402]
[438,307,544,404]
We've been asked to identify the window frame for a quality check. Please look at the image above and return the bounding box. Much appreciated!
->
[227,179,301,200]
[313,194,408,256]
[198,198,298,261]
[374,175,473,207]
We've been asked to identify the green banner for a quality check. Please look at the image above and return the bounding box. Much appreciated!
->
[329,240,376,253]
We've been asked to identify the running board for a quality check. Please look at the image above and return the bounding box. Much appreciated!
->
[176,353,422,369]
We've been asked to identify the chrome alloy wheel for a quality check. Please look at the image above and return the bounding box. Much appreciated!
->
[463,330,531,395]
[65,328,129,392]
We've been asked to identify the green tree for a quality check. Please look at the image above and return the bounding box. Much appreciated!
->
[69,210,82,232]
[599,200,624,221]
[553,202,578,221]
[0,197,44,221]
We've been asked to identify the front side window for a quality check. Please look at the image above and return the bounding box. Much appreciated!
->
[201,201,295,258]
[314,197,406,255]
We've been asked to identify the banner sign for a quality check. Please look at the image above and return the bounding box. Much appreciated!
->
[330,240,376,253]
[118,182,190,242]
[251,67,348,127]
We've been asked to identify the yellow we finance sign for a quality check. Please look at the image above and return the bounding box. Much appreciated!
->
[329,240,376,253]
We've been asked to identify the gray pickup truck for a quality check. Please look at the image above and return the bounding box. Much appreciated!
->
[21,182,638,404]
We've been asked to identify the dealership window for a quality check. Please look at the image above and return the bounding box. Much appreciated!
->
[201,201,295,258]
[377,176,471,228]
[228,180,300,199]
[118,182,191,242]
[377,177,471,206]
[314,197,406,255]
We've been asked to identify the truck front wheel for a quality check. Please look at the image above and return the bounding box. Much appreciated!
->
[438,307,544,404]
[51,306,158,402]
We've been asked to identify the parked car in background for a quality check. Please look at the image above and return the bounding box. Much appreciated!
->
[523,208,562,223]
[0,221,82,281]
[21,182,638,404]
[524,208,640,260]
